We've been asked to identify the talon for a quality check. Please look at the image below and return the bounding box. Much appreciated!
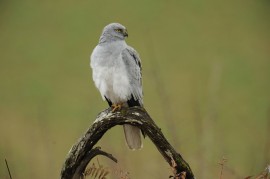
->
[111,103,122,112]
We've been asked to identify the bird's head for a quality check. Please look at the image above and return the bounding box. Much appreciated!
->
[99,23,128,43]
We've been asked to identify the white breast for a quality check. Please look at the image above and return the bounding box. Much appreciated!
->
[90,41,131,104]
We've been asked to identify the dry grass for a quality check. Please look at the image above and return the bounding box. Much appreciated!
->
[219,156,228,179]
[218,156,269,179]
[83,158,130,179]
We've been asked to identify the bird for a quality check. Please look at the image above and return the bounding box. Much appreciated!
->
[90,23,143,150]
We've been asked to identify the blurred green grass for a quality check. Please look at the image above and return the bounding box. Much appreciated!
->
[0,0,269,178]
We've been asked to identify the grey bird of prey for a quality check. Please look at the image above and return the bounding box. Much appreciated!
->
[90,23,143,150]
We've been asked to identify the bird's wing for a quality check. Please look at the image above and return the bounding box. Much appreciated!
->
[121,46,143,105]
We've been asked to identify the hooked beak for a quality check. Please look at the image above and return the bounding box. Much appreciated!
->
[123,29,128,37]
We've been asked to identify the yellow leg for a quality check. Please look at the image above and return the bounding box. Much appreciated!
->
[111,103,122,112]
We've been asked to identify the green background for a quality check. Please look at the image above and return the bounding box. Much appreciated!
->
[0,0,269,178]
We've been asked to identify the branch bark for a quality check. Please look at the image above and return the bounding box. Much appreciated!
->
[60,107,195,179]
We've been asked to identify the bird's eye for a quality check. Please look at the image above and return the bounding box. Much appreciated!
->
[115,29,122,33]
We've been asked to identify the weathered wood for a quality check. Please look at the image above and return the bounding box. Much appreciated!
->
[60,106,195,179]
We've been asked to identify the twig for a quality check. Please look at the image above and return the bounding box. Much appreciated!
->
[72,146,117,179]
[5,159,13,179]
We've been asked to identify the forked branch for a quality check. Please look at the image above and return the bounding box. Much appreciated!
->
[60,107,195,179]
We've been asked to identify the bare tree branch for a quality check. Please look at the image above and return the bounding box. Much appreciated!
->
[60,107,195,179]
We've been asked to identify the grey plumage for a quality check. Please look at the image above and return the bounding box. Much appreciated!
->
[90,23,143,150]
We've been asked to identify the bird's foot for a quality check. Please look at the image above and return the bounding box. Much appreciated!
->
[111,103,122,112]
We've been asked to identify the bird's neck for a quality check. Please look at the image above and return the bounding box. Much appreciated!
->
[99,34,124,44]
[98,38,127,49]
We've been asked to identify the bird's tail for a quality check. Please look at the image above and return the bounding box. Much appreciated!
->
[123,124,142,150]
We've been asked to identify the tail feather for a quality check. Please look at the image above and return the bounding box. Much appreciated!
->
[123,124,142,150]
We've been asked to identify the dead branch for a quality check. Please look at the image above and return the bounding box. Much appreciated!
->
[5,159,12,179]
[60,106,195,179]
